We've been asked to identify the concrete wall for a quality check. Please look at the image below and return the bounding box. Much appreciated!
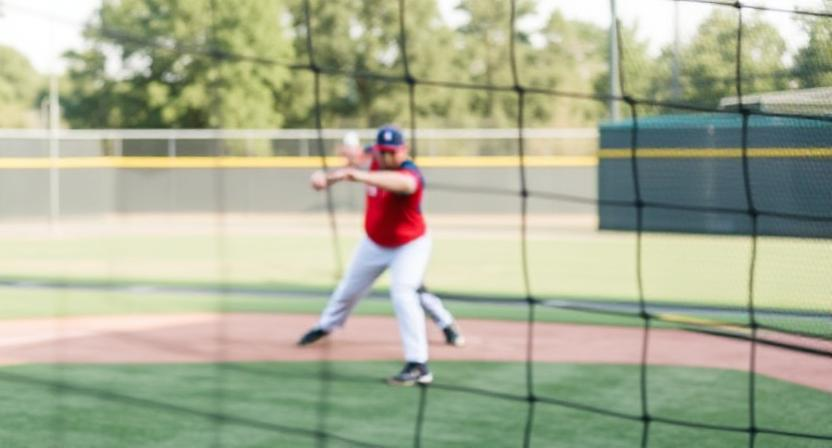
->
[0,166,596,219]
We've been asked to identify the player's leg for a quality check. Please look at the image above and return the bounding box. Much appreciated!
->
[417,285,451,328]
[418,286,465,347]
[318,237,389,329]
[298,237,389,345]
[387,235,432,385]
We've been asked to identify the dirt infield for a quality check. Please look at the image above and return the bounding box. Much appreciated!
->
[0,313,829,391]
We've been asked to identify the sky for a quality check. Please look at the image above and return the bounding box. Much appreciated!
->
[0,0,827,74]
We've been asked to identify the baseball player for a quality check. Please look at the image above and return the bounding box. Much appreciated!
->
[298,126,457,385]
[331,131,465,346]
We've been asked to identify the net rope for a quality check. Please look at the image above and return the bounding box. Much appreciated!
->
[0,0,830,446]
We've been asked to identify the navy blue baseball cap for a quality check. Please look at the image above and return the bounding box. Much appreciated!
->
[373,125,406,152]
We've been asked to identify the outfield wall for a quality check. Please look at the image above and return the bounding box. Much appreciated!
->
[0,164,596,219]
[599,114,832,238]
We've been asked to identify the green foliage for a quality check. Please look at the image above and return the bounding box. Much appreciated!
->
[63,0,294,129]
[593,10,792,115]
[281,0,492,128]
[63,0,613,129]
[739,12,790,95]
[592,22,657,116]
[0,45,41,127]
[281,0,454,128]
[676,10,743,106]
[653,10,788,109]
[538,12,607,124]
[60,1,828,128]
[0,46,39,105]
[452,0,535,126]
[792,1,832,88]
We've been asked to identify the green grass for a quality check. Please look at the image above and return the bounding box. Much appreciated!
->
[0,361,828,447]
[0,232,830,311]
[1,229,829,336]
[0,287,640,328]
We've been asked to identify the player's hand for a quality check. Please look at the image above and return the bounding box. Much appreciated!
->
[310,170,328,191]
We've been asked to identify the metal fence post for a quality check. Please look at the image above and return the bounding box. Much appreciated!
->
[168,137,176,157]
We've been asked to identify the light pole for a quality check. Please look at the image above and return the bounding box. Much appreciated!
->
[671,1,681,100]
[49,74,61,227]
[609,0,620,121]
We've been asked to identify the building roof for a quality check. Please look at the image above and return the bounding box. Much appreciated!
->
[719,87,832,116]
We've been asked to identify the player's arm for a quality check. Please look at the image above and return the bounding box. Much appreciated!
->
[309,169,343,191]
[338,168,418,194]
[311,167,416,194]
[311,147,372,191]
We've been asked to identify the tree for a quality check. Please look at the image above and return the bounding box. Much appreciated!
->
[451,0,537,127]
[792,1,832,88]
[280,0,460,128]
[0,45,41,127]
[63,0,294,129]
[591,21,658,117]
[282,0,610,129]
[537,11,607,126]
[651,10,788,110]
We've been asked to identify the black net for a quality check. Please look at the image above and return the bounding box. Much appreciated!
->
[0,0,830,447]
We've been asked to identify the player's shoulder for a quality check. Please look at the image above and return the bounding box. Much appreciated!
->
[399,159,420,172]
[399,159,425,188]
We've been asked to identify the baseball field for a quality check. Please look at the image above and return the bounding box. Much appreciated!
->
[0,214,829,447]
[4,0,832,443]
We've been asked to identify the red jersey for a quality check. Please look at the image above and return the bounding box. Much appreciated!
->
[364,159,426,247]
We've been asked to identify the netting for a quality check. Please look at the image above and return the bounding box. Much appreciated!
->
[0,0,830,446]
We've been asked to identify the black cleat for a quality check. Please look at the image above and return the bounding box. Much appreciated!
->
[442,323,465,347]
[387,362,433,386]
[297,328,329,346]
